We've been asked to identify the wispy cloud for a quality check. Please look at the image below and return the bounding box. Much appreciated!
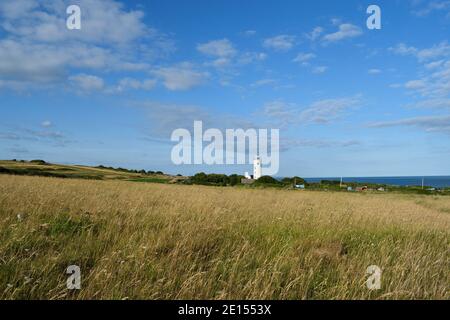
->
[242,30,257,37]
[41,120,52,128]
[197,39,237,58]
[263,35,296,51]
[293,52,316,65]
[0,0,174,91]
[134,101,257,138]
[262,96,362,126]
[0,123,74,146]
[304,27,324,41]
[237,52,267,65]
[250,79,277,88]
[411,0,450,16]
[389,41,450,62]
[408,98,450,110]
[312,66,328,74]
[390,41,450,112]
[115,78,156,92]
[388,43,418,56]
[322,23,363,43]
[368,115,450,134]
[368,69,382,75]
[281,138,361,152]
[299,96,361,123]
[152,63,209,91]
[69,74,105,92]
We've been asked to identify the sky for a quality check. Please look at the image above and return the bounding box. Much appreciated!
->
[0,0,449,177]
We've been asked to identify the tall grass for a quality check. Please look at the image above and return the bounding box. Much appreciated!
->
[0,175,448,299]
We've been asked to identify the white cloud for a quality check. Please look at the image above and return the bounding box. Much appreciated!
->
[237,52,267,65]
[389,43,418,56]
[281,138,361,151]
[299,96,360,123]
[390,42,450,110]
[198,39,266,70]
[136,101,257,138]
[312,66,328,74]
[409,98,450,110]
[405,79,427,89]
[293,52,316,64]
[205,57,232,68]
[251,79,277,88]
[263,35,296,51]
[305,27,324,41]
[390,41,450,62]
[331,18,341,26]
[262,100,297,127]
[399,59,450,107]
[114,78,157,92]
[368,69,382,74]
[0,0,173,90]
[262,96,361,126]
[425,60,445,69]
[412,1,450,16]
[0,125,73,146]
[0,39,69,83]
[0,0,37,19]
[417,41,450,61]
[41,120,52,128]
[368,115,450,134]
[322,24,363,43]
[0,0,150,45]
[197,39,237,58]
[242,30,257,37]
[69,74,105,91]
[152,63,209,91]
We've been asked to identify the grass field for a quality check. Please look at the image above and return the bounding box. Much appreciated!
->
[0,174,449,300]
[0,160,177,182]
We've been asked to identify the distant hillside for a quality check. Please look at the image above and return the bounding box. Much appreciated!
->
[0,160,186,184]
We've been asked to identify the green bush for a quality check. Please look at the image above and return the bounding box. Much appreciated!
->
[256,176,281,184]
[281,176,306,185]
[29,160,48,165]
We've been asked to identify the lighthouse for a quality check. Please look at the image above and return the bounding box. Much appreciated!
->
[253,156,262,180]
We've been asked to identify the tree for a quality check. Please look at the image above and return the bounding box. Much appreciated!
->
[229,174,241,186]
[256,176,280,184]
[282,176,306,185]
[192,172,208,184]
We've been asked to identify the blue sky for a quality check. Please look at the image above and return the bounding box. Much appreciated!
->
[0,0,449,177]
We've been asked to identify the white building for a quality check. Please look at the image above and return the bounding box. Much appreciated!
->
[253,156,262,180]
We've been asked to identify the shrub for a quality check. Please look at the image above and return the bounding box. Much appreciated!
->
[281,176,306,185]
[30,160,48,165]
[256,176,281,184]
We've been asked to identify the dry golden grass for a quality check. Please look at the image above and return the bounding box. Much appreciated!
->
[0,174,449,300]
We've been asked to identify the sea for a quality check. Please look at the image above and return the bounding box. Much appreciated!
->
[303,176,450,188]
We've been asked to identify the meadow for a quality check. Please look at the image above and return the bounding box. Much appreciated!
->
[0,174,449,300]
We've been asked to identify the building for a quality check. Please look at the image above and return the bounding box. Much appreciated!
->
[241,178,254,185]
[253,156,262,180]
[241,156,263,184]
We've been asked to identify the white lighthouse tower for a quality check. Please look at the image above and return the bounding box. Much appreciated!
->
[253,156,262,180]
